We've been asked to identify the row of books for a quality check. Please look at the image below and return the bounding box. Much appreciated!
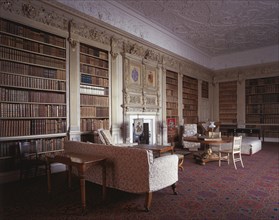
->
[0,137,65,157]
[0,47,66,69]
[183,76,197,84]
[183,110,198,116]
[246,84,279,94]
[166,102,178,109]
[80,54,108,69]
[183,93,198,100]
[184,104,198,110]
[219,103,237,109]
[183,99,198,105]
[80,65,108,78]
[184,117,198,124]
[0,33,66,58]
[166,89,178,97]
[246,106,279,114]
[0,18,66,48]
[80,118,110,132]
[246,117,279,124]
[80,45,108,60]
[246,94,278,103]
[182,82,198,90]
[246,77,279,86]
[1,88,66,103]
[166,96,178,102]
[0,119,67,137]
[80,85,109,96]
[80,74,109,87]
[80,106,109,118]
[80,95,109,106]
[0,60,66,80]
[0,103,66,118]
[166,71,178,79]
[166,78,178,86]
[166,109,178,116]
[0,72,66,91]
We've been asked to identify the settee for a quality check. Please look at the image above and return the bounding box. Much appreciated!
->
[64,141,179,211]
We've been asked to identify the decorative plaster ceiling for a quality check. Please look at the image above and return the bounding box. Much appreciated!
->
[114,0,279,56]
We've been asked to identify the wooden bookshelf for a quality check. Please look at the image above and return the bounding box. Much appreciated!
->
[166,70,178,143]
[219,81,237,124]
[183,75,198,124]
[202,80,209,99]
[79,43,109,139]
[0,18,67,171]
[246,76,279,139]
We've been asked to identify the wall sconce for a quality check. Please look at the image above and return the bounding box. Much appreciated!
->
[68,19,77,49]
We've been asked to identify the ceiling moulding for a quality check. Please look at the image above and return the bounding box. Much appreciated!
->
[213,62,279,82]
[0,0,212,80]
[54,0,211,68]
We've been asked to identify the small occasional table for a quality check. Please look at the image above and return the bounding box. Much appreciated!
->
[46,152,107,214]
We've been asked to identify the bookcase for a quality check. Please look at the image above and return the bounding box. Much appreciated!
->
[79,43,109,142]
[245,76,279,139]
[166,70,178,143]
[182,75,198,124]
[219,81,237,124]
[0,18,67,171]
[202,80,209,99]
[218,81,238,136]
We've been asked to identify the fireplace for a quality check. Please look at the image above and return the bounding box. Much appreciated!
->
[129,115,156,145]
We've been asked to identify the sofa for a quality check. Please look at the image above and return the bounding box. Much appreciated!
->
[64,141,179,211]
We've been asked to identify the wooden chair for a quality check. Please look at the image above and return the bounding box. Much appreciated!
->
[218,136,244,170]
[18,141,47,180]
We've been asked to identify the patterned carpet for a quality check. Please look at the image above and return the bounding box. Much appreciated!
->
[0,142,278,220]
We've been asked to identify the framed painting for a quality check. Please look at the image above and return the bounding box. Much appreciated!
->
[129,62,141,85]
[167,118,176,129]
[146,68,156,88]
[134,118,144,135]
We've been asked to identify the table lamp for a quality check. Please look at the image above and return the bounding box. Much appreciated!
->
[208,121,216,138]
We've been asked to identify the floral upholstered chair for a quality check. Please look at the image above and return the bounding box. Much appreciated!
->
[182,124,200,151]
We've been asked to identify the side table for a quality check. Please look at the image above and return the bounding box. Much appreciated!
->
[46,152,107,214]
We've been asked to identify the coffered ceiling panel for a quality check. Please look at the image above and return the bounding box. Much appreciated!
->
[114,0,279,56]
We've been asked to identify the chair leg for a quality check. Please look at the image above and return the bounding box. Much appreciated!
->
[227,153,230,165]
[239,153,244,168]
[144,192,152,212]
[219,152,221,167]
[232,153,237,170]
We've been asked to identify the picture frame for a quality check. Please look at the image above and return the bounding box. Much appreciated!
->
[129,62,141,85]
[167,118,176,129]
[134,118,144,135]
[146,68,156,88]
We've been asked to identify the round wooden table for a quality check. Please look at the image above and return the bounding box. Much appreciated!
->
[184,136,232,165]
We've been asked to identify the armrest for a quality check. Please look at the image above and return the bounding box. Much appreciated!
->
[149,155,178,192]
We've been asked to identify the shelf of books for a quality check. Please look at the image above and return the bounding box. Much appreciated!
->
[183,75,198,124]
[245,76,279,140]
[202,80,209,99]
[219,81,237,135]
[166,70,179,143]
[0,18,67,171]
[79,43,109,143]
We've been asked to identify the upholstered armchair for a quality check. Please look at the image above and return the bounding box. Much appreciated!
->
[182,124,200,151]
